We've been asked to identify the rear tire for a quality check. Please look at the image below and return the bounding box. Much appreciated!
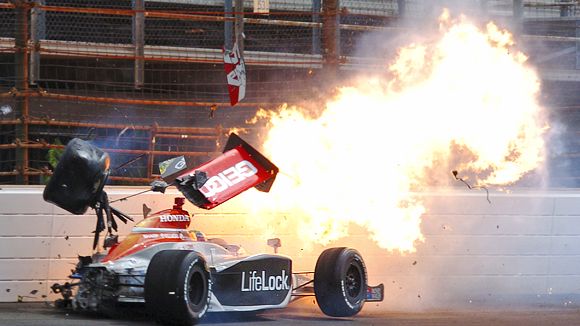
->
[145,250,210,325]
[314,247,367,317]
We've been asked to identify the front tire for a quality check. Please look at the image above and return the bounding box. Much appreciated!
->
[314,247,367,317]
[145,250,210,325]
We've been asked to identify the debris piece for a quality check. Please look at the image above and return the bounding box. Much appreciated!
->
[112,154,145,174]
[150,180,168,194]
[115,126,130,146]
[209,104,218,118]
[452,170,491,203]
[30,290,38,295]
[142,203,152,219]
[64,235,69,240]
[412,261,417,266]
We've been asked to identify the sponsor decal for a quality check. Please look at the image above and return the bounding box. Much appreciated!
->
[366,284,384,301]
[212,258,291,306]
[174,159,186,170]
[159,214,190,223]
[159,156,185,176]
[142,233,181,239]
[241,270,290,292]
[199,160,258,198]
[253,0,269,13]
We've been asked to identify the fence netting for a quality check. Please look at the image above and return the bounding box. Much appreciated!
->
[0,0,580,185]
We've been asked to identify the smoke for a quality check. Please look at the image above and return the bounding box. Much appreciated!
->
[543,113,574,187]
[228,2,560,311]
[343,3,551,310]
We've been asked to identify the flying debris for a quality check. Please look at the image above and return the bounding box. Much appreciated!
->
[43,138,133,249]
[223,42,246,106]
[209,104,218,118]
[159,133,278,209]
[452,170,491,204]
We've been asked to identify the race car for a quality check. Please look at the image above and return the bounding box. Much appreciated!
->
[45,134,384,325]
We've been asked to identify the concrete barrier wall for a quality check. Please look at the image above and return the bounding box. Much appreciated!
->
[1,186,579,310]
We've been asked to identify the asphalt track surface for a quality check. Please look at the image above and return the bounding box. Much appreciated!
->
[2,302,580,326]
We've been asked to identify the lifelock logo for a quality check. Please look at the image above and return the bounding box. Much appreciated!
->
[241,270,290,292]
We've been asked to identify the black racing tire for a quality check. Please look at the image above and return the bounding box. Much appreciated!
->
[144,250,210,325]
[314,247,367,317]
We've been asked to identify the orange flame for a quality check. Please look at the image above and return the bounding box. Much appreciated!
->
[241,11,548,252]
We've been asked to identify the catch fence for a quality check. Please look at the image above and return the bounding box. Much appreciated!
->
[0,0,579,185]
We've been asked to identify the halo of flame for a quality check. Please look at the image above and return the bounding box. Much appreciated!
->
[241,11,548,252]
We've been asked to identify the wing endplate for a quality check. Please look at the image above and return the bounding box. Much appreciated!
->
[165,133,278,210]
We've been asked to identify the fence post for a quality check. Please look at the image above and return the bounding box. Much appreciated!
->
[559,0,571,17]
[133,0,145,89]
[235,0,244,53]
[14,0,30,184]
[225,0,233,51]
[29,0,44,85]
[148,126,156,179]
[576,20,580,70]
[312,0,321,55]
[322,0,339,78]
[397,0,405,17]
[512,0,523,34]
[513,0,523,20]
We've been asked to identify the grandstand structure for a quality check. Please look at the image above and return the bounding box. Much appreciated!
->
[0,0,579,185]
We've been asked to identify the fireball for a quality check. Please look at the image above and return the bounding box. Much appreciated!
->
[240,10,548,252]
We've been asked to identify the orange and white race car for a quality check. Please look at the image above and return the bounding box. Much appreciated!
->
[45,134,383,325]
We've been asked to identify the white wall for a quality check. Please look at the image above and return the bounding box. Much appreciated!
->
[1,186,580,310]
[367,190,580,310]
[0,186,170,303]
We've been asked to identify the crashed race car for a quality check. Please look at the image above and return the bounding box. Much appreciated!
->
[45,134,384,325]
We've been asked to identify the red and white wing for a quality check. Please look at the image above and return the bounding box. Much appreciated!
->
[161,133,279,210]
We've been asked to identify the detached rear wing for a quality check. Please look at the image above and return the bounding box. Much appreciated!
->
[160,133,279,210]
